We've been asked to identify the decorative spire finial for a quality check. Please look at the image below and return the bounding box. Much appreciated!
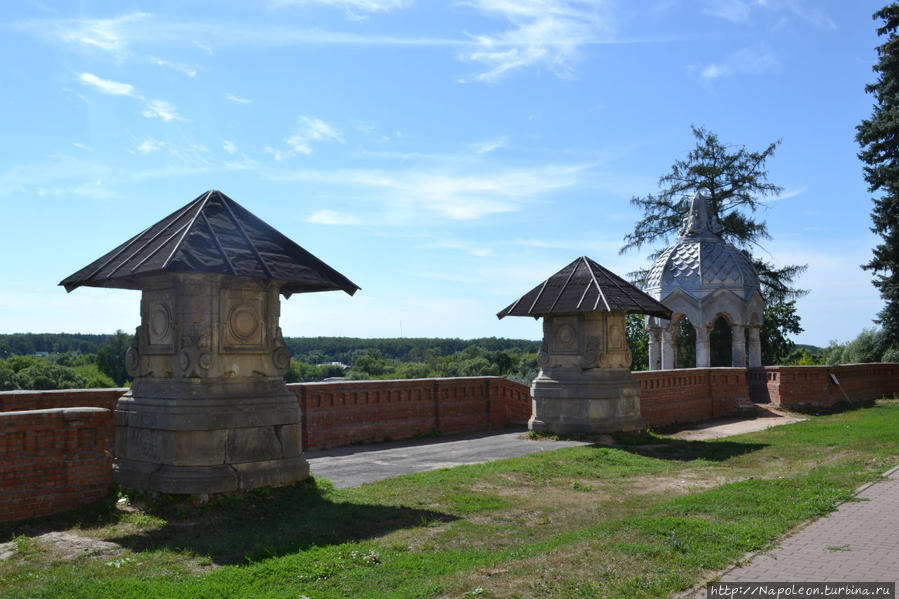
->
[679,191,724,239]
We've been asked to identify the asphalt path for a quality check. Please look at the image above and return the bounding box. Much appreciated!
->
[305,429,591,488]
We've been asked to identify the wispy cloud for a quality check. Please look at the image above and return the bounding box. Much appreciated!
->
[269,0,411,13]
[703,0,835,29]
[268,116,345,159]
[78,73,133,96]
[136,138,166,154]
[77,72,182,121]
[224,93,252,105]
[459,0,613,83]
[26,12,151,57]
[151,57,197,77]
[472,136,507,155]
[307,209,363,225]
[222,140,238,155]
[696,45,779,82]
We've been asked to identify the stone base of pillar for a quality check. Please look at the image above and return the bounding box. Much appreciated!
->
[113,378,309,495]
[528,369,644,435]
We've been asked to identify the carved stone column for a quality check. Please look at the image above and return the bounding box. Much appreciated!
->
[529,310,644,435]
[731,324,747,368]
[647,322,662,371]
[114,273,307,495]
[694,323,711,368]
[748,325,762,367]
[660,322,677,370]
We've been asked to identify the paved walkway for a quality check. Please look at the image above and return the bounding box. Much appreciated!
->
[306,429,590,488]
[710,465,899,586]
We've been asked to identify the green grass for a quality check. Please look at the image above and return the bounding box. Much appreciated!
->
[2,400,898,598]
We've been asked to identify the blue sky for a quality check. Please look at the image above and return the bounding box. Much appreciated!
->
[0,0,887,346]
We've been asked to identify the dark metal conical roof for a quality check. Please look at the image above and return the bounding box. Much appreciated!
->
[60,190,360,298]
[497,256,671,319]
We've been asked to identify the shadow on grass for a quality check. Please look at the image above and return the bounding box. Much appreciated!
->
[108,477,456,565]
[2,477,456,566]
[608,431,768,462]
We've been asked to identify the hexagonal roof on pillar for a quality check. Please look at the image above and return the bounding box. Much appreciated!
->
[496,256,672,319]
[60,190,359,298]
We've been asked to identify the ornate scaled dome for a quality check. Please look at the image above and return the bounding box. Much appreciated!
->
[643,191,764,370]
[644,192,760,302]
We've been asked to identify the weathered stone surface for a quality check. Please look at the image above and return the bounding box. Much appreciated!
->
[530,310,645,435]
[113,273,309,495]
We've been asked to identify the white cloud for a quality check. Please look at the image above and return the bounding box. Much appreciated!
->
[269,0,411,12]
[151,57,197,77]
[460,0,613,83]
[698,45,779,82]
[225,93,252,104]
[30,12,151,57]
[222,140,238,155]
[271,116,345,160]
[141,99,181,122]
[473,136,507,155]
[703,0,835,29]
[307,209,363,225]
[136,138,166,154]
[78,72,182,122]
[78,73,134,96]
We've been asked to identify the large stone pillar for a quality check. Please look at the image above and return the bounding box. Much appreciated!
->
[731,324,747,368]
[648,323,661,371]
[695,323,711,368]
[114,273,308,495]
[748,325,762,367]
[661,322,677,370]
[529,311,644,434]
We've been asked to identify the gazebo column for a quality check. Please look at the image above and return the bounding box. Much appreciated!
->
[748,325,762,367]
[648,324,661,370]
[731,324,747,367]
[661,323,677,370]
[694,323,711,368]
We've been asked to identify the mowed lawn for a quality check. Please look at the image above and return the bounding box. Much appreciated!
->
[2,400,898,598]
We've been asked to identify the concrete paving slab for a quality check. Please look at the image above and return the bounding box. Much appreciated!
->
[306,428,591,488]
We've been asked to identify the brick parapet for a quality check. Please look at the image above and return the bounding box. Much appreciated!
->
[0,388,127,413]
[634,368,747,428]
[748,363,899,409]
[0,407,114,523]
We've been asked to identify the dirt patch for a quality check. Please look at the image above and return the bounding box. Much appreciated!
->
[0,532,122,563]
[668,409,805,441]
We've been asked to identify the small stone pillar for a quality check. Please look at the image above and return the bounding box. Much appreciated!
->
[115,273,305,494]
[661,323,677,370]
[731,324,747,367]
[530,311,644,434]
[60,190,359,496]
[748,325,762,367]
[695,323,711,368]
[647,323,662,371]
[497,256,671,435]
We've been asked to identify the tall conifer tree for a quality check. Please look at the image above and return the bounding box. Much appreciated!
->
[857,3,899,352]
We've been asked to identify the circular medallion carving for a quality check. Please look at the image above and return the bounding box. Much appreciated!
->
[272,346,290,372]
[198,352,212,370]
[555,324,576,350]
[178,350,191,373]
[229,304,259,341]
[149,304,171,338]
[125,346,141,377]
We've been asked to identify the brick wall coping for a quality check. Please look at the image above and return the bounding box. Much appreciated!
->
[0,407,110,418]
[0,388,129,396]
[291,376,512,386]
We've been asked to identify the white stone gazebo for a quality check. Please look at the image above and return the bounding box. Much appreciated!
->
[644,191,764,370]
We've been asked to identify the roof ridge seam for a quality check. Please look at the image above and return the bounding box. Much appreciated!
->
[161,190,213,270]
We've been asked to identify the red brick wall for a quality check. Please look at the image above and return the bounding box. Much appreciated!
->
[1,408,114,523]
[634,368,748,428]
[0,388,127,412]
[289,377,531,450]
[748,364,899,409]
